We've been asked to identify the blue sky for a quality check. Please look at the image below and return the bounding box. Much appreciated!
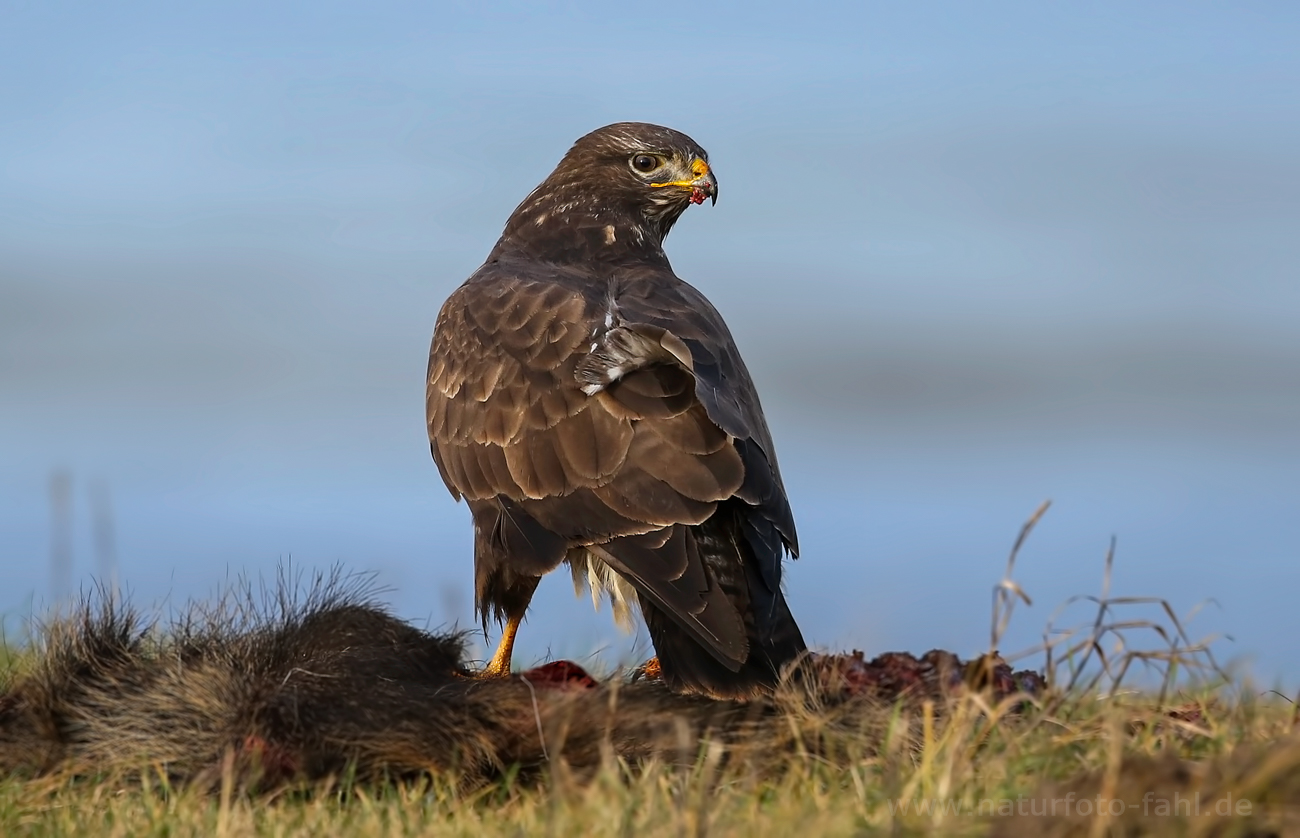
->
[3,2,1298,682]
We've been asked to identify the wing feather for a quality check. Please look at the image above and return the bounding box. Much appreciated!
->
[591,464,717,526]
[646,405,729,455]
[519,488,660,542]
[552,403,634,481]
[503,426,576,498]
[428,260,799,667]
[593,528,748,667]
[624,422,743,503]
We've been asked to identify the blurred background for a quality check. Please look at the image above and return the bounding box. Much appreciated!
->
[3,2,1297,682]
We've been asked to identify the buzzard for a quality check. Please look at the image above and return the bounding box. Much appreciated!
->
[426,122,804,698]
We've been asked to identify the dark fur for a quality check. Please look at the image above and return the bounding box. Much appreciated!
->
[0,583,891,789]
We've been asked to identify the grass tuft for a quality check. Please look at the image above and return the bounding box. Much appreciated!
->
[1,509,1293,837]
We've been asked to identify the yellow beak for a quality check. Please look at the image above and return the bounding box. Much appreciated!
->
[651,158,717,205]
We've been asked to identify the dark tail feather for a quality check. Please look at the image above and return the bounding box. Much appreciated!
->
[641,504,806,700]
[641,587,803,700]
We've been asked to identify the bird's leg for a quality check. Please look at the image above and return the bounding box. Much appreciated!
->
[475,573,540,678]
[480,613,523,678]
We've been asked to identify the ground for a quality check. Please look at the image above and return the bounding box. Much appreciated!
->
[1,681,1297,837]
[2,523,1295,836]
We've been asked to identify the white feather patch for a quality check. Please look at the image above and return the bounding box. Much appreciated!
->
[568,549,639,630]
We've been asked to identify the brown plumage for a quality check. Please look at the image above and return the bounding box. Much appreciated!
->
[426,122,805,698]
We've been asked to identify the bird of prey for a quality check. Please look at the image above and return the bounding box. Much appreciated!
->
[426,122,804,699]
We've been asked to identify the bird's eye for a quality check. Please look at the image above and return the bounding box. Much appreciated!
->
[630,154,660,173]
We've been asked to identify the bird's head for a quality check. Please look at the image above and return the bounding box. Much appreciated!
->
[604,127,718,208]
[501,122,718,261]
[571,122,717,211]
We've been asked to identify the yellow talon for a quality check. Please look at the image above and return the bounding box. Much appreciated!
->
[478,613,523,678]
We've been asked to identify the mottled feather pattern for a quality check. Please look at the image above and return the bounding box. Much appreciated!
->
[426,123,805,698]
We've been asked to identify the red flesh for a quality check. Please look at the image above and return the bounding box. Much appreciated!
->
[520,659,598,691]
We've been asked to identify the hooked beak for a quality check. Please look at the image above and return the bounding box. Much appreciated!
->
[651,158,718,206]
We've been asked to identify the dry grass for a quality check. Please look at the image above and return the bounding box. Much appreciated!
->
[2,504,1295,837]
[3,685,1294,837]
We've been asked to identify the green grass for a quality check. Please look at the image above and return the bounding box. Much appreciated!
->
[3,678,1293,836]
[3,507,1294,836]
